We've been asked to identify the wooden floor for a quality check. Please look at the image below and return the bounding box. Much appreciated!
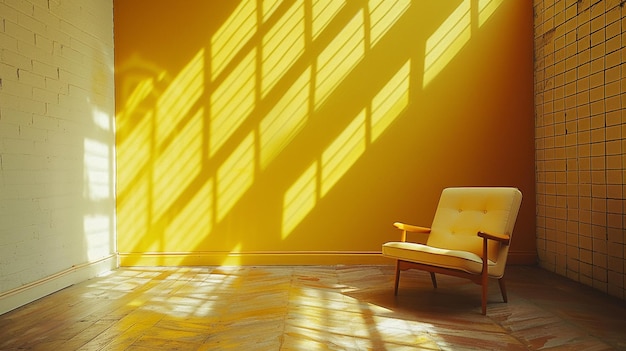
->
[0,265,625,350]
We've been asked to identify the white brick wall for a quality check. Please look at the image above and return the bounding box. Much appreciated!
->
[0,0,115,310]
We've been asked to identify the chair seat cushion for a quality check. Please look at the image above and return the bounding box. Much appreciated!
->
[382,241,495,275]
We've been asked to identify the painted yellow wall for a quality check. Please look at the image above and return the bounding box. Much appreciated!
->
[114,0,535,266]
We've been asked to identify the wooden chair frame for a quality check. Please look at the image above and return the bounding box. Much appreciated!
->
[392,222,511,315]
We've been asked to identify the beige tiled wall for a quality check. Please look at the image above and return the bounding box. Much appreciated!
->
[534,0,625,299]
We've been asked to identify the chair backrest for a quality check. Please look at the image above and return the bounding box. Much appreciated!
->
[426,187,522,273]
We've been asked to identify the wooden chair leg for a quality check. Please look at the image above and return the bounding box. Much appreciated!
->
[481,239,488,315]
[429,272,437,288]
[481,278,488,315]
[498,278,508,303]
[394,261,401,296]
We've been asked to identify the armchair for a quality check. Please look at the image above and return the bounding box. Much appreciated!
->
[382,187,522,314]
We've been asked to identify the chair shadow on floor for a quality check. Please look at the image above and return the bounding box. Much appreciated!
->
[341,265,626,350]
[341,269,503,318]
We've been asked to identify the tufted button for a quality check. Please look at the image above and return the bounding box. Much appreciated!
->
[458,208,463,213]
[483,210,488,214]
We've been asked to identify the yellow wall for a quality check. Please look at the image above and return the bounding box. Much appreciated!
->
[114,0,535,266]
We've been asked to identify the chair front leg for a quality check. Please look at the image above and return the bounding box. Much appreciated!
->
[481,237,489,315]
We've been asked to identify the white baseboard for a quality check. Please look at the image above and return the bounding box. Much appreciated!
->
[0,255,118,315]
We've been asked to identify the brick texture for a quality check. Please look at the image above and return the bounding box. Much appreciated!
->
[534,0,626,299]
[0,0,114,295]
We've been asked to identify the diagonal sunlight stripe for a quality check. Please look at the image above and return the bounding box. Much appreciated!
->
[116,77,156,199]
[371,315,439,346]
[262,0,305,98]
[221,243,244,266]
[423,0,471,88]
[164,179,214,252]
[210,49,256,158]
[312,0,345,40]
[211,0,257,80]
[282,161,317,239]
[117,110,151,194]
[478,0,505,27]
[260,67,310,170]
[371,60,410,142]
[321,110,367,197]
[280,63,410,240]
[217,132,255,222]
[424,0,470,60]
[316,9,365,110]
[117,176,149,252]
[156,49,204,144]
[116,78,154,130]
[152,108,204,220]
[368,0,410,47]
[263,0,282,22]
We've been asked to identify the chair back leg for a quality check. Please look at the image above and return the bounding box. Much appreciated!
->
[481,280,488,315]
[394,261,401,296]
[498,278,508,302]
[429,272,437,288]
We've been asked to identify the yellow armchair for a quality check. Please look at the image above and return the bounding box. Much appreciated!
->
[382,187,523,315]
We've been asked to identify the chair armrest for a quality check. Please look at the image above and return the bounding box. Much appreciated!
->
[477,231,510,245]
[393,222,431,233]
[394,222,430,243]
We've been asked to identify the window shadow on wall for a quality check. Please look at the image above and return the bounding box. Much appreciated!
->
[114,0,513,265]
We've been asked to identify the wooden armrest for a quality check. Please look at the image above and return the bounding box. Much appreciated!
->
[394,222,430,243]
[393,222,431,233]
[478,231,510,244]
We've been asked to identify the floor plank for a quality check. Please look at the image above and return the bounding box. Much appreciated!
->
[0,265,625,350]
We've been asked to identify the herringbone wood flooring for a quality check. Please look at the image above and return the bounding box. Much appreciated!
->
[0,265,625,350]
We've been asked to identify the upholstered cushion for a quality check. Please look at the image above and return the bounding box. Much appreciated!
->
[427,187,521,261]
[382,241,494,274]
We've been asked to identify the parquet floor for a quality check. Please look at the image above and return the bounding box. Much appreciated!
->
[0,265,625,350]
